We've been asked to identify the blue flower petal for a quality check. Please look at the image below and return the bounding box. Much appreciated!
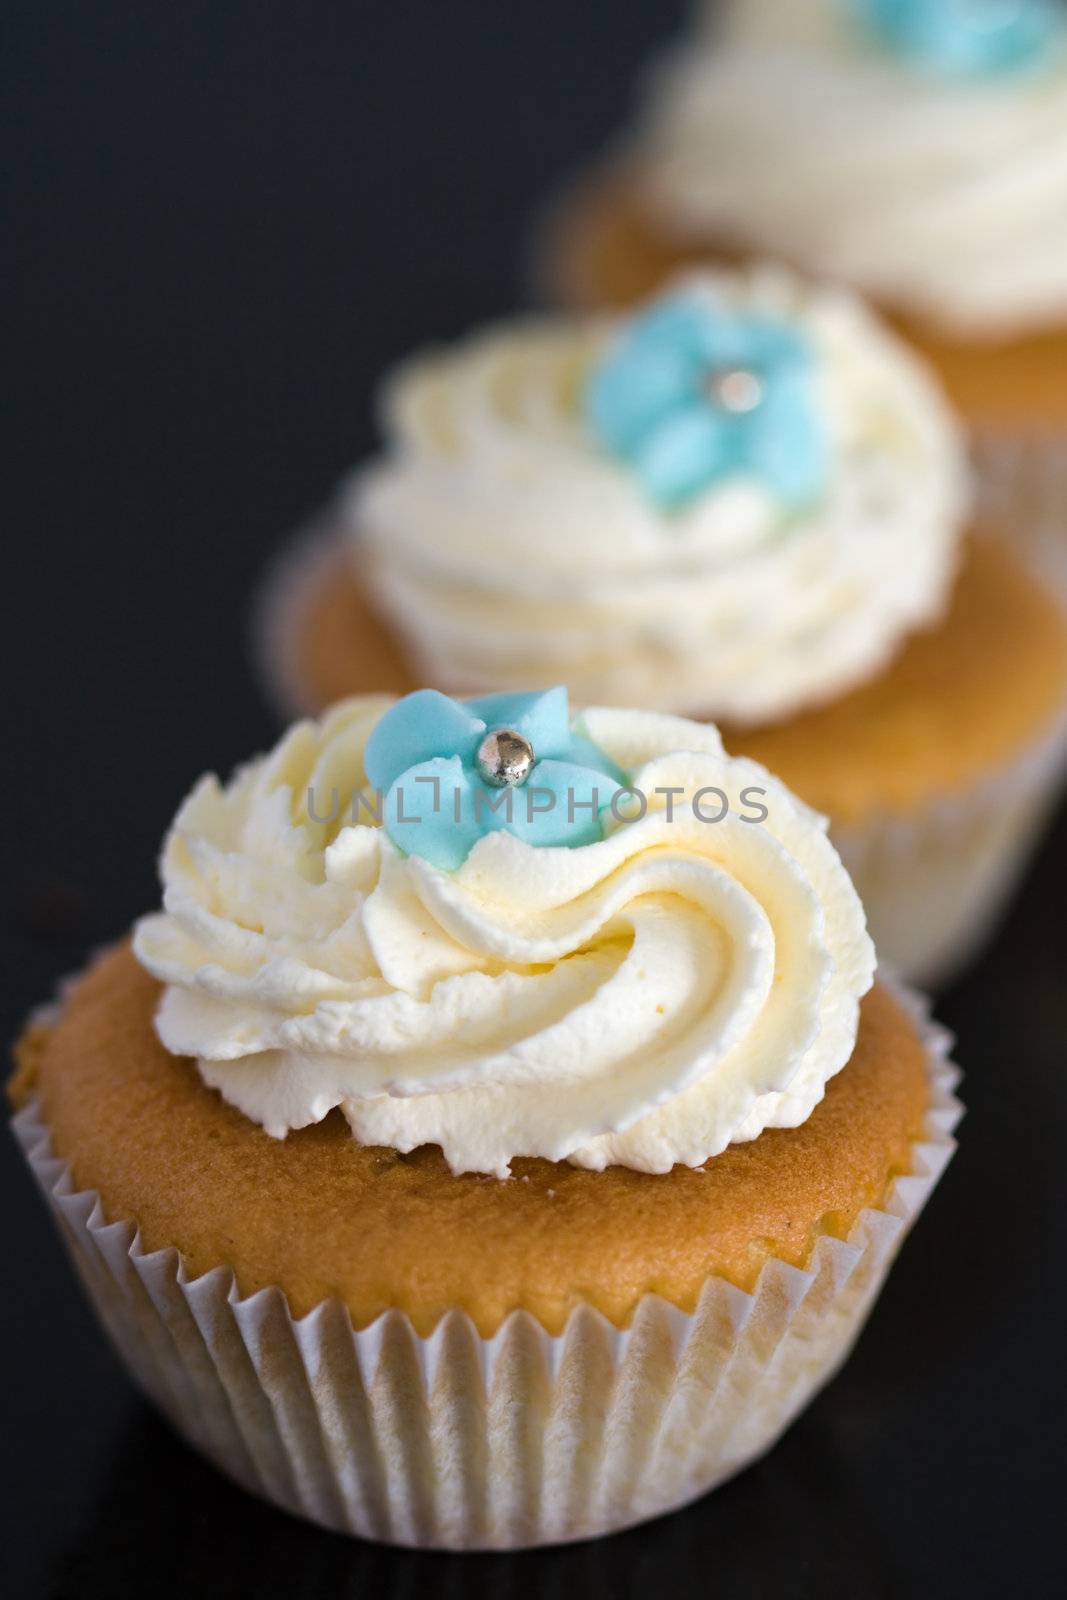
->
[635,403,735,509]
[464,686,571,760]
[564,730,629,787]
[365,689,485,794]
[506,760,615,850]
[383,755,500,871]
[624,296,722,357]
[585,344,700,458]
[746,371,829,505]
[690,317,756,370]
[855,0,1063,77]
[742,318,810,373]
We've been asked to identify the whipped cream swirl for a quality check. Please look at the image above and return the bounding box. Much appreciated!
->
[349,266,968,725]
[133,697,875,1177]
[638,0,1067,337]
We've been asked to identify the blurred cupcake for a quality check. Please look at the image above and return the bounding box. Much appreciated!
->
[543,0,1067,446]
[258,268,1067,982]
[11,689,961,1548]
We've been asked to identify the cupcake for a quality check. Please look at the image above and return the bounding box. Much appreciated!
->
[10,688,961,1549]
[257,268,1067,983]
[542,0,1067,448]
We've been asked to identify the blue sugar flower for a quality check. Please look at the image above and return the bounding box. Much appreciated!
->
[363,687,627,871]
[583,291,829,511]
[853,0,1064,78]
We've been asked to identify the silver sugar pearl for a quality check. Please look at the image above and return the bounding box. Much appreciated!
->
[475,727,535,788]
[707,366,765,415]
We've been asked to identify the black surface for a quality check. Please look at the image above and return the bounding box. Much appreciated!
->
[3,4,1066,1597]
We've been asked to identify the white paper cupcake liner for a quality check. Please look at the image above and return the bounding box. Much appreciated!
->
[833,682,1067,988]
[12,978,960,1551]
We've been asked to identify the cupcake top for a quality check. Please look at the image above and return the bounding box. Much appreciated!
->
[349,265,968,724]
[133,689,875,1178]
[638,0,1067,337]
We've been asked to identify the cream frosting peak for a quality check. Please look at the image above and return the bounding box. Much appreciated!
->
[133,696,876,1177]
[349,266,968,724]
[638,0,1067,336]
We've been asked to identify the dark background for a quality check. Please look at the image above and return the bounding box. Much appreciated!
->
[3,4,1066,1596]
